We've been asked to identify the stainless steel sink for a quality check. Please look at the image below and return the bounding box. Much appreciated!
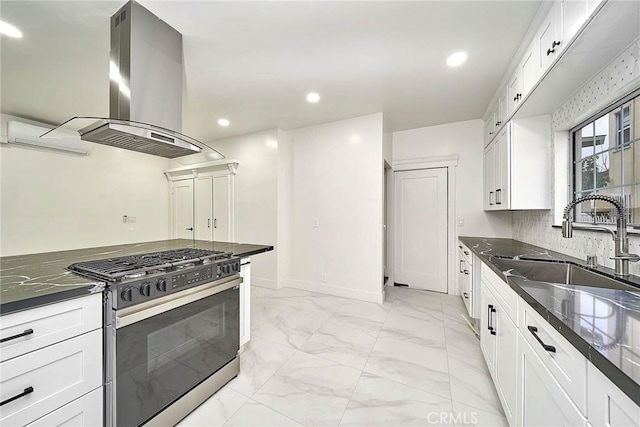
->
[492,258,638,291]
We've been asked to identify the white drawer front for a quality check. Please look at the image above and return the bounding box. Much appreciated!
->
[0,329,103,427]
[1,294,102,362]
[481,263,518,324]
[521,304,587,414]
[27,387,103,427]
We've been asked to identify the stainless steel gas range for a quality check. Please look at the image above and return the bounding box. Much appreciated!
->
[68,248,242,427]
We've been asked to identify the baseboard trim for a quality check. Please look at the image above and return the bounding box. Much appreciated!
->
[288,279,384,304]
[252,277,279,290]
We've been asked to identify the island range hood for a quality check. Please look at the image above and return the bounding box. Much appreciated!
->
[45,1,224,160]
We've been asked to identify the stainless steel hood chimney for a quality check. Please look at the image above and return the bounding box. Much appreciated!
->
[45,1,224,160]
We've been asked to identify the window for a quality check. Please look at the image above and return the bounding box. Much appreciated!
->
[572,91,639,225]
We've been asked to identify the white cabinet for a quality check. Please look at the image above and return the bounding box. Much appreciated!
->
[537,1,563,73]
[26,387,103,427]
[239,259,251,348]
[0,293,102,362]
[195,175,232,242]
[479,272,518,426]
[457,241,480,318]
[483,116,551,211]
[0,329,103,427]
[518,333,587,427]
[171,174,233,242]
[587,362,640,427]
[493,302,518,426]
[479,285,496,369]
[520,39,541,97]
[507,70,522,117]
[562,0,588,44]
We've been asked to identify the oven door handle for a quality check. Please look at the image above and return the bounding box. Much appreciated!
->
[116,276,242,329]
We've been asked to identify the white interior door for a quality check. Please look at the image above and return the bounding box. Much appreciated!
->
[394,168,448,292]
[195,177,213,241]
[173,179,194,240]
[213,175,231,242]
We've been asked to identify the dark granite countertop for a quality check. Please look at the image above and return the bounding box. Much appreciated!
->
[0,239,273,316]
[459,236,640,407]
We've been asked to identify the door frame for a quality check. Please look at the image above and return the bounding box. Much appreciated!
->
[391,155,459,295]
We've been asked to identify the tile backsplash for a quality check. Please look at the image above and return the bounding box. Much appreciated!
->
[512,38,640,275]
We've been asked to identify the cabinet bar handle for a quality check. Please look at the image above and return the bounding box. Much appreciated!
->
[490,307,496,335]
[1,328,33,343]
[527,326,556,353]
[463,292,469,299]
[487,305,494,332]
[0,387,34,406]
[214,219,217,229]
[463,250,469,256]
[208,218,211,228]
[496,188,502,205]
[459,260,464,273]
[489,192,494,206]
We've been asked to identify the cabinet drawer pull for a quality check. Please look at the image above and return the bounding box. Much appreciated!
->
[487,304,494,332]
[490,306,496,335]
[463,292,469,299]
[547,48,556,56]
[527,326,556,353]
[463,250,469,256]
[0,386,34,406]
[1,328,34,343]
[551,40,561,48]
[463,270,469,275]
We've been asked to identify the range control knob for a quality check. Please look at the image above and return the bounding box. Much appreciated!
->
[233,262,240,272]
[223,264,231,274]
[140,282,151,297]
[157,278,167,292]
[121,287,134,302]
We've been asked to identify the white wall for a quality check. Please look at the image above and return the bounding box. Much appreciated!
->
[289,113,385,303]
[392,119,513,239]
[0,114,170,256]
[277,129,294,288]
[208,130,280,288]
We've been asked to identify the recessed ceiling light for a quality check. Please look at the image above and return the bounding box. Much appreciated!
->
[446,51,468,68]
[306,92,321,103]
[217,118,230,127]
[0,20,23,39]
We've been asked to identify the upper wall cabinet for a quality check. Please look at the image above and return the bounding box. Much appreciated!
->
[483,0,638,145]
[484,116,551,211]
[537,1,562,74]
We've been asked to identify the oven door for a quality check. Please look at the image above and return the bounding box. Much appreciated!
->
[113,276,241,427]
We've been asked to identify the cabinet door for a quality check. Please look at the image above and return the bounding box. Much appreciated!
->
[538,1,562,73]
[213,175,231,242]
[195,177,213,241]
[563,0,588,43]
[495,127,510,210]
[507,71,522,116]
[498,88,508,125]
[518,333,586,427]
[494,305,518,426]
[479,284,496,371]
[26,387,103,427]
[484,143,496,210]
[173,179,194,239]
[239,260,251,347]
[520,39,541,96]
[587,362,640,427]
[493,104,501,131]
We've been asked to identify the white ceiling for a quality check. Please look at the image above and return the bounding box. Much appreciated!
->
[1,0,541,143]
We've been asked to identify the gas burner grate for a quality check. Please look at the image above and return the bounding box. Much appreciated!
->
[68,248,231,281]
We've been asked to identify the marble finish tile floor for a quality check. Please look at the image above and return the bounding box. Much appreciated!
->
[178,286,507,427]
